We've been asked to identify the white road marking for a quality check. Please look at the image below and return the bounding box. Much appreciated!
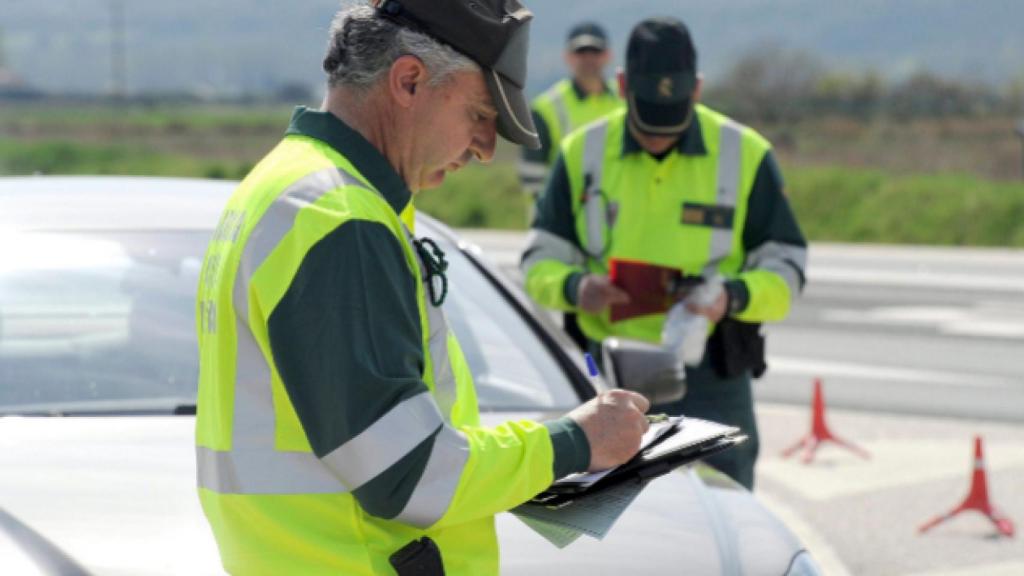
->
[822,306,1024,340]
[768,356,1016,389]
[942,320,1024,339]
[808,267,1024,293]
[823,307,970,325]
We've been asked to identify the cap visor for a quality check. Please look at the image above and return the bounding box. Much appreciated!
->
[628,91,693,136]
[569,35,607,52]
[485,69,540,149]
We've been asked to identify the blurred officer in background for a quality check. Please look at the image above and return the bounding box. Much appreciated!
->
[518,22,623,198]
[520,21,624,350]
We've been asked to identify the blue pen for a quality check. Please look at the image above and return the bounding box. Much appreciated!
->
[583,352,600,378]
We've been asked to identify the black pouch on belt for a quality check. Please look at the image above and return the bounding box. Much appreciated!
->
[389,537,445,576]
[707,318,767,380]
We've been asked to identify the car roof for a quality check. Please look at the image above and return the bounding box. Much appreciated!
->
[0,176,451,238]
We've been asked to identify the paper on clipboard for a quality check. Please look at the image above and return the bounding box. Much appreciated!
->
[553,416,683,490]
[512,480,644,546]
[638,418,740,462]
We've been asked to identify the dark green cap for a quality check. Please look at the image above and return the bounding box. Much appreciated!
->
[567,22,609,53]
[373,0,540,149]
[626,17,698,136]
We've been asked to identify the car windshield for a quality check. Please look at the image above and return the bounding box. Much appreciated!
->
[434,233,579,412]
[0,225,578,415]
[0,230,207,414]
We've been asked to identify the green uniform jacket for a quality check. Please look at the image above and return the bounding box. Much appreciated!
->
[195,108,589,575]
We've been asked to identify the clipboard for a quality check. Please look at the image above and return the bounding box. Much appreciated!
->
[529,417,746,509]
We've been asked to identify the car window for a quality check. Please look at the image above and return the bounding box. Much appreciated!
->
[0,231,206,413]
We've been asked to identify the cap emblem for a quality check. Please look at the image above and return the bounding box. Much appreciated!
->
[658,76,674,98]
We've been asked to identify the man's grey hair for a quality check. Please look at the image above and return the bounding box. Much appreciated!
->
[323,4,480,91]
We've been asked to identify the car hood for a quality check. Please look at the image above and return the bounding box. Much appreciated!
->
[0,416,221,576]
[0,414,801,575]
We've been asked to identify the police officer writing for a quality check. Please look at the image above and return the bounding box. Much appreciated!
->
[518,22,622,198]
[194,2,649,574]
[521,17,808,490]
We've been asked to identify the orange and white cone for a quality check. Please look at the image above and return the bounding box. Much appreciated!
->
[919,436,1015,538]
[781,378,870,464]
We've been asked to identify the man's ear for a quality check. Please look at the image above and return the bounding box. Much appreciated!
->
[692,73,704,105]
[389,55,427,108]
[617,68,626,99]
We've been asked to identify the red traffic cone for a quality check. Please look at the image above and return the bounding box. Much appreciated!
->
[781,378,871,464]
[918,436,1015,538]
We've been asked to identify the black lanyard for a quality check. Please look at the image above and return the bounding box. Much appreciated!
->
[412,236,448,307]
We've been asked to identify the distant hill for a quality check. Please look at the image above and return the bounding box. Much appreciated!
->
[2,0,1022,98]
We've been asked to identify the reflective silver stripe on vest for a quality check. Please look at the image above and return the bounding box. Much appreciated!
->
[745,241,807,294]
[520,229,586,277]
[703,119,744,277]
[321,392,444,490]
[581,120,610,258]
[400,227,459,424]
[393,425,471,528]
[428,324,458,422]
[196,446,345,495]
[200,167,367,494]
[230,168,360,457]
[551,89,570,140]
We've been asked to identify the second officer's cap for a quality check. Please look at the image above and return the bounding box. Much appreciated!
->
[626,17,699,135]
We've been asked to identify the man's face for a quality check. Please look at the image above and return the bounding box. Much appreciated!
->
[566,48,610,80]
[411,70,498,191]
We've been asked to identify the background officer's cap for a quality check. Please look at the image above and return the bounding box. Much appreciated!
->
[567,22,609,53]
[626,17,699,136]
[373,0,540,149]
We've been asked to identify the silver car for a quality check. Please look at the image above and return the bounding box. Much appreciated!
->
[0,176,821,575]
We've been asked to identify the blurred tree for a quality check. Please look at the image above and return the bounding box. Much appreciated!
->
[887,71,984,119]
[1007,77,1024,116]
[813,71,883,120]
[710,43,824,123]
[706,44,1020,123]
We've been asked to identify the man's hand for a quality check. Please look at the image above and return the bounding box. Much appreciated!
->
[577,274,631,314]
[686,290,727,323]
[566,390,651,472]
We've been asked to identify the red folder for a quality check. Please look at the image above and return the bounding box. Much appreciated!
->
[608,259,684,322]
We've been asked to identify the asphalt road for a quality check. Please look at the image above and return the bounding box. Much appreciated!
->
[459,231,1024,423]
[760,243,1024,423]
